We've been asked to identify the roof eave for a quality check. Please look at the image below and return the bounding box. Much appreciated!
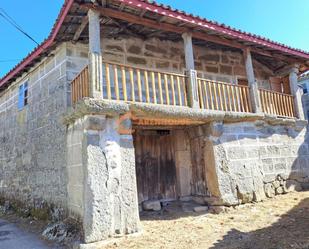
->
[118,0,309,60]
[0,0,75,89]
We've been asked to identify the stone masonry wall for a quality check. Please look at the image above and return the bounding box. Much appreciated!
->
[69,37,274,90]
[101,37,273,89]
[0,42,84,217]
[67,115,140,243]
[204,121,309,205]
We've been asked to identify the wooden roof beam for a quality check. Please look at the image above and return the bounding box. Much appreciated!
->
[67,13,87,18]
[176,21,187,27]
[82,4,245,47]
[119,2,125,11]
[147,30,164,38]
[157,16,167,23]
[72,15,89,43]
[139,9,147,17]
[82,4,303,64]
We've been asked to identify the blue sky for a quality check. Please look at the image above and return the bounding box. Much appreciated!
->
[0,0,308,78]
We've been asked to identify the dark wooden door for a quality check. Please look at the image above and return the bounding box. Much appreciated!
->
[270,76,291,94]
[282,76,291,94]
[270,77,282,92]
[190,137,208,195]
[134,130,177,203]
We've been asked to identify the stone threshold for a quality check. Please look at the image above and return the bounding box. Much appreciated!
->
[63,98,307,128]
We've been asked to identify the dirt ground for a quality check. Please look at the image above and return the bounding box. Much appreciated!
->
[105,191,309,249]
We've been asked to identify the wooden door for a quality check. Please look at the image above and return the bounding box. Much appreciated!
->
[269,76,291,94]
[282,76,291,94]
[134,130,177,203]
[270,77,282,92]
[190,137,208,195]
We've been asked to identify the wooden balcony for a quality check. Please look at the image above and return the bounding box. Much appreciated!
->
[71,65,89,105]
[71,61,296,118]
[197,78,252,113]
[259,88,295,118]
[72,61,188,107]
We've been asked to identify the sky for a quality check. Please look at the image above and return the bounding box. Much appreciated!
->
[0,0,308,78]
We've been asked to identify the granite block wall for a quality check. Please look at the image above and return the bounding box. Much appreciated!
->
[0,44,70,212]
[203,120,309,205]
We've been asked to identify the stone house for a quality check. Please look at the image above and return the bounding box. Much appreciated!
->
[1,0,309,245]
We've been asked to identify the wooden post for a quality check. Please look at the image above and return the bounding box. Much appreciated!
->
[182,32,199,108]
[289,65,305,119]
[243,48,262,113]
[88,9,103,99]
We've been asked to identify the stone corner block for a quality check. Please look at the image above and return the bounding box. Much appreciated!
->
[84,115,106,131]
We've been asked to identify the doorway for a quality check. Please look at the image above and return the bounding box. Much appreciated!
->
[134,129,177,203]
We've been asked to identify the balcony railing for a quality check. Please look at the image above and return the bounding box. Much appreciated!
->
[71,65,89,105]
[71,62,297,119]
[102,61,188,107]
[197,78,252,113]
[71,62,188,106]
[259,88,295,117]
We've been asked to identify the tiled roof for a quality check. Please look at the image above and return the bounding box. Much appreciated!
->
[120,0,309,58]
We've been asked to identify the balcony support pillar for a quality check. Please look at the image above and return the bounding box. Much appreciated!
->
[88,9,103,99]
[243,48,262,113]
[289,65,305,119]
[182,32,199,108]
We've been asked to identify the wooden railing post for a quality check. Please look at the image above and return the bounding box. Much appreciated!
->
[182,32,199,108]
[289,65,305,119]
[88,9,103,99]
[243,48,262,113]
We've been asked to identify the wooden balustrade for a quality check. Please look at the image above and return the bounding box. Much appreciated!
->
[259,88,295,117]
[102,61,188,106]
[197,78,252,113]
[71,64,295,119]
[71,65,89,105]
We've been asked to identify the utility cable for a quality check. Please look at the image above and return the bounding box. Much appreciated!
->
[0,8,40,46]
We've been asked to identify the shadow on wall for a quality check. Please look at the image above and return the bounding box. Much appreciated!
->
[209,197,309,249]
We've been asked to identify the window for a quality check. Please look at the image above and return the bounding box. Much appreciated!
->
[18,82,28,110]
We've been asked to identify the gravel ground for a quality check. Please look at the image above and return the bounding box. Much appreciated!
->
[1,191,308,249]
[104,191,309,249]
